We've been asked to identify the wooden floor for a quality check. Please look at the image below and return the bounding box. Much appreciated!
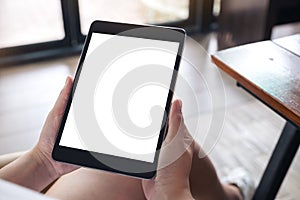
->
[0,31,299,199]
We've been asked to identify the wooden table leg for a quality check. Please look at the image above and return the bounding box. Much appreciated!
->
[253,122,300,200]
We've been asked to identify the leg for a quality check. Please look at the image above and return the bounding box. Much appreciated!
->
[190,143,242,200]
[45,168,146,200]
[253,122,300,200]
[46,141,241,200]
[46,140,242,200]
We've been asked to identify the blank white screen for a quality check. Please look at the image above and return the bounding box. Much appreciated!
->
[59,33,179,163]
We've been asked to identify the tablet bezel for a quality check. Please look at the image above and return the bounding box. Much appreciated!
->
[52,20,185,179]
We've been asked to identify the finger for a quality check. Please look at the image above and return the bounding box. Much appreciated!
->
[51,76,73,116]
[164,99,182,144]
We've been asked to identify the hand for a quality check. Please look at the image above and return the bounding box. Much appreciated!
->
[32,77,78,179]
[142,100,195,200]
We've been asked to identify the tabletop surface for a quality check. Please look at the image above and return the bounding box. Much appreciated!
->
[273,34,300,57]
[211,35,300,127]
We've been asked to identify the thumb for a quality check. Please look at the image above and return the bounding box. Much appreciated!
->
[158,99,194,170]
[51,76,73,116]
[164,99,183,145]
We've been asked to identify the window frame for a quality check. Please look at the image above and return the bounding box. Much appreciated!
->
[0,0,209,67]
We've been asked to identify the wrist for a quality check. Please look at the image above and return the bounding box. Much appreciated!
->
[0,147,59,191]
[31,146,59,181]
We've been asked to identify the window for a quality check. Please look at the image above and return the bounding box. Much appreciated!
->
[0,0,64,48]
[78,0,189,34]
[0,0,210,67]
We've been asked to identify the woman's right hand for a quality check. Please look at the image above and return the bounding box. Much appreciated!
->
[142,100,195,200]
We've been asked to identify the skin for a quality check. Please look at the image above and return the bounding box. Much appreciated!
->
[0,77,194,199]
[0,77,242,200]
[142,99,195,200]
[0,77,77,191]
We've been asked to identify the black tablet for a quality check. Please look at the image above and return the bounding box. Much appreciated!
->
[52,20,185,179]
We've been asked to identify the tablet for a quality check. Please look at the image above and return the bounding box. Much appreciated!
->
[52,20,185,179]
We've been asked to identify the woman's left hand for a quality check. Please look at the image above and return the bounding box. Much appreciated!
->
[33,77,79,179]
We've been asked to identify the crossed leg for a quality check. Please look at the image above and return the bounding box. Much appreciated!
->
[46,143,241,200]
[46,168,146,200]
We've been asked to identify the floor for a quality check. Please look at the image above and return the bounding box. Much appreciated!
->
[0,29,299,199]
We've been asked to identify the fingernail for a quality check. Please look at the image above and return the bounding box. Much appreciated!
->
[178,99,182,112]
[64,77,69,88]
[65,77,69,85]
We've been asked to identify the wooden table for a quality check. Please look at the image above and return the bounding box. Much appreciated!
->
[212,34,300,200]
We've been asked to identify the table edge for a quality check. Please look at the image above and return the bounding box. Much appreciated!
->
[211,54,300,127]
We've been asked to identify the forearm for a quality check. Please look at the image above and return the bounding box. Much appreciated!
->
[0,147,57,191]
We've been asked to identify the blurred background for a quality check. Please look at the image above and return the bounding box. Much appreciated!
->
[0,0,299,199]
